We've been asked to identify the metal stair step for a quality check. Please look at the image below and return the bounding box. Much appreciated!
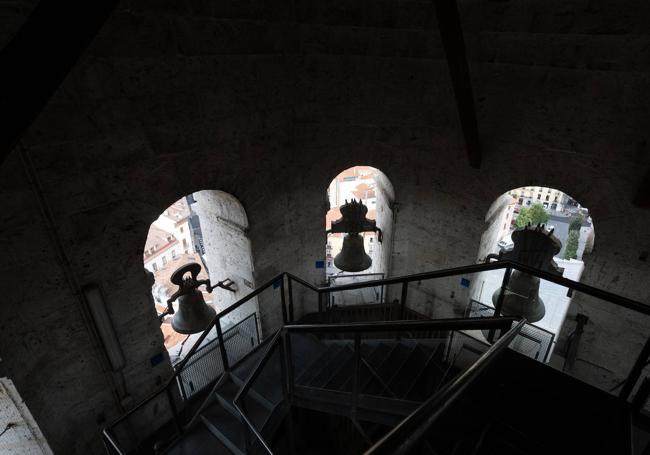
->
[229,373,277,411]
[215,374,273,425]
[162,420,231,455]
[200,403,246,455]
[229,334,275,380]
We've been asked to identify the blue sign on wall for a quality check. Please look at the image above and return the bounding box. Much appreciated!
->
[315,260,325,269]
[460,278,470,288]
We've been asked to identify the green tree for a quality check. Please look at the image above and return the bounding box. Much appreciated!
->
[515,203,550,228]
[564,229,579,259]
[569,215,584,231]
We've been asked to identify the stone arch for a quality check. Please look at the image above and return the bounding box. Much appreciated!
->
[325,166,395,278]
[472,185,595,354]
[143,189,258,363]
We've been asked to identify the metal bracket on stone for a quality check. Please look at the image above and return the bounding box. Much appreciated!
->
[213,278,237,293]
[562,313,589,373]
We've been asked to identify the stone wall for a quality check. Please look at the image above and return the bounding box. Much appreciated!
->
[0,0,649,452]
[193,190,259,331]
[371,170,396,278]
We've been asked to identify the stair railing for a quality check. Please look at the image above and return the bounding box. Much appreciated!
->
[620,336,650,401]
[104,259,650,453]
[287,259,650,402]
[232,329,284,454]
[291,261,649,316]
[102,272,288,454]
[364,319,526,455]
[233,316,521,454]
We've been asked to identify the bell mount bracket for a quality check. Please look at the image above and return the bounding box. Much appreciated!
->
[326,199,383,242]
[160,262,237,322]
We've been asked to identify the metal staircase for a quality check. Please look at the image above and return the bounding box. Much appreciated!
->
[102,260,650,455]
[166,317,516,455]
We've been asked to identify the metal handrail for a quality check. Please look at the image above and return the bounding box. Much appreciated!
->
[311,260,650,316]
[232,330,284,455]
[365,319,527,455]
[285,317,517,334]
[233,317,522,454]
[176,313,259,399]
[315,261,507,292]
[104,258,650,453]
[291,260,649,400]
[102,272,286,450]
[102,432,125,455]
[173,273,284,375]
[285,272,319,291]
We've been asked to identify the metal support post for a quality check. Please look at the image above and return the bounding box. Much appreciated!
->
[287,276,294,323]
[488,267,512,342]
[280,278,288,324]
[166,387,183,435]
[216,322,230,372]
[352,333,362,415]
[284,332,295,401]
[400,282,408,320]
[279,338,296,455]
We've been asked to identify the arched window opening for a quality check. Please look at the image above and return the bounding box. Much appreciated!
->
[144,190,259,365]
[325,166,394,279]
[472,186,595,360]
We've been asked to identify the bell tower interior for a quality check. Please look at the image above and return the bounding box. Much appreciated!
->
[0,0,649,453]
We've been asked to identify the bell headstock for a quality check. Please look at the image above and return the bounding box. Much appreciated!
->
[170,262,203,287]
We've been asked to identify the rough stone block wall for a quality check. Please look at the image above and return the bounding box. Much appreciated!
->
[0,0,649,453]
[193,190,260,330]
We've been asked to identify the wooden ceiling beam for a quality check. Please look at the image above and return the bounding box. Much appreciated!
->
[433,0,482,168]
[0,1,118,164]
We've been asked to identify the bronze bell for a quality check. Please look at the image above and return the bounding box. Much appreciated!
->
[492,270,545,323]
[335,233,372,272]
[485,224,562,324]
[327,199,383,273]
[166,263,216,334]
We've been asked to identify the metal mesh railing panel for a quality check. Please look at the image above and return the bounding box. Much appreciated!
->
[466,299,555,362]
[225,313,260,366]
[176,313,259,399]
